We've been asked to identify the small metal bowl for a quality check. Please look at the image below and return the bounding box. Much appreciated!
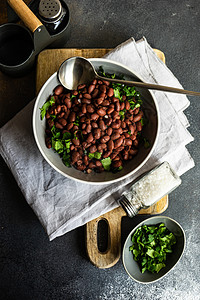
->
[33,58,159,184]
[122,216,186,284]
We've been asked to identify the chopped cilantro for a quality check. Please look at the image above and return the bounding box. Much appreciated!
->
[62,152,71,167]
[101,157,112,171]
[129,223,176,274]
[40,96,55,120]
[88,152,102,160]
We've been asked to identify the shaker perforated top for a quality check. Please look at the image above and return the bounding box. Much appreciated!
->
[38,0,63,23]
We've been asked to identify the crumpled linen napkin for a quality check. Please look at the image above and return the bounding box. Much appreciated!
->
[0,37,194,240]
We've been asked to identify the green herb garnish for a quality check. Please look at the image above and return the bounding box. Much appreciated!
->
[40,96,55,120]
[88,152,102,160]
[101,157,112,171]
[129,223,176,274]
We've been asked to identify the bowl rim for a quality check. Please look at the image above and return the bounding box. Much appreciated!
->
[33,58,160,185]
[122,215,186,284]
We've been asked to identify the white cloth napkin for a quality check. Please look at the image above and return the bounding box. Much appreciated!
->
[0,37,194,240]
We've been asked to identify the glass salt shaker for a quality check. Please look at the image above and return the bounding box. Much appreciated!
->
[119,161,181,217]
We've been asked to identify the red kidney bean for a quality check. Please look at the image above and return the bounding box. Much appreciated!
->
[58,118,67,127]
[88,162,96,169]
[133,139,139,147]
[99,92,106,99]
[130,134,136,140]
[133,113,142,122]
[100,135,110,143]
[114,137,123,148]
[64,98,72,109]
[86,133,94,143]
[125,101,130,110]
[72,138,80,146]
[128,124,135,135]
[91,113,99,121]
[102,100,110,106]
[91,122,98,128]
[82,98,91,104]
[96,160,102,167]
[136,122,142,131]
[84,93,92,99]
[83,155,89,165]
[68,112,76,122]
[111,111,119,119]
[111,119,121,129]
[57,112,65,119]
[112,97,119,103]
[45,111,50,119]
[66,123,73,130]
[88,84,95,94]
[71,151,80,164]
[96,98,104,105]
[123,153,129,160]
[110,152,118,160]
[107,87,114,97]
[87,105,95,113]
[102,80,110,86]
[106,127,112,136]
[54,85,64,95]
[115,101,120,112]
[107,106,114,114]
[114,127,123,134]
[86,124,92,133]
[89,145,97,153]
[99,120,106,131]
[120,102,125,110]
[99,85,107,93]
[77,84,86,90]
[121,121,126,128]
[111,132,120,140]
[103,150,112,158]
[82,103,87,114]
[112,160,122,168]
[82,123,86,130]
[91,89,99,98]
[97,145,103,153]
[55,122,63,129]
[124,139,132,146]
[97,108,106,117]
[108,140,114,151]
[93,128,101,139]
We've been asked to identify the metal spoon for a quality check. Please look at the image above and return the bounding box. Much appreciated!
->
[58,56,200,96]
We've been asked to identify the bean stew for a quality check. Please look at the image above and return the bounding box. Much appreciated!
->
[40,69,148,174]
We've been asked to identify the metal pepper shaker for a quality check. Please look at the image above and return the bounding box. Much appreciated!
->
[119,162,182,217]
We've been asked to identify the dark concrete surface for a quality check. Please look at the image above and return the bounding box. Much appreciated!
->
[0,0,200,299]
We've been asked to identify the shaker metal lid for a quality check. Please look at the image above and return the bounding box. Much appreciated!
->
[38,0,63,23]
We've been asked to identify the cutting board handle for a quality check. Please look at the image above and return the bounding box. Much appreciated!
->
[7,0,43,33]
[86,207,126,269]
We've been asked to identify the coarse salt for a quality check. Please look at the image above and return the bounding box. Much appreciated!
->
[119,162,181,217]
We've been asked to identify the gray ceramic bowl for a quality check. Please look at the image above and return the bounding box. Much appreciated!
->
[122,216,186,284]
[33,58,160,184]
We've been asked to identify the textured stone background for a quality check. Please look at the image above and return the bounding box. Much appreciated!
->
[0,0,200,299]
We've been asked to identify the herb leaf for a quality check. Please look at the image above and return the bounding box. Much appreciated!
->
[40,96,55,120]
[101,157,112,171]
[129,223,176,274]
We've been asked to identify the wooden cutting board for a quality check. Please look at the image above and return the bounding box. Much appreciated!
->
[36,48,167,268]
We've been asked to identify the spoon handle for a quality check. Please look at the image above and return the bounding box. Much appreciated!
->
[97,75,200,96]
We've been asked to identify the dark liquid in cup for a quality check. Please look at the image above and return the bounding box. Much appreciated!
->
[0,35,33,66]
